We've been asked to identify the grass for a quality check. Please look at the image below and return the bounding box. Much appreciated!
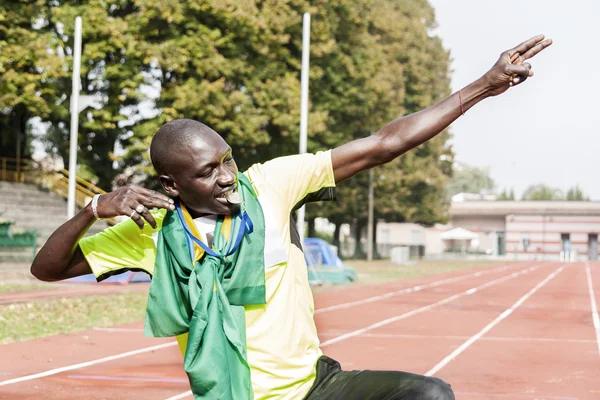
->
[0,267,38,283]
[0,283,59,293]
[0,259,504,343]
[343,259,504,284]
[0,292,148,344]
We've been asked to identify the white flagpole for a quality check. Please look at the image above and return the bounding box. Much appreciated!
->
[296,13,311,241]
[67,16,82,219]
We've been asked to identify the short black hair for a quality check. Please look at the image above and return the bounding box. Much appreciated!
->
[150,119,214,175]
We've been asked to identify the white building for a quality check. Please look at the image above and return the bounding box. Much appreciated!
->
[377,200,600,261]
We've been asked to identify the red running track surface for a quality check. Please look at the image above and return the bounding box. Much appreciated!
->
[1,261,598,400]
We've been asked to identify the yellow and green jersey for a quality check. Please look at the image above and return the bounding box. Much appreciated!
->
[79,151,336,399]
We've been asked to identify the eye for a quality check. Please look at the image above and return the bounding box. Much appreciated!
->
[199,168,214,178]
[224,156,234,164]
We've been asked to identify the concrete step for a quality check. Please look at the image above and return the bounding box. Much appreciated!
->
[2,210,69,222]
[0,182,49,193]
[0,249,35,263]
[0,201,68,212]
[0,182,110,248]
[0,191,62,201]
[0,186,65,196]
[0,195,66,207]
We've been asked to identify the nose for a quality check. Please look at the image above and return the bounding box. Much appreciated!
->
[216,165,236,186]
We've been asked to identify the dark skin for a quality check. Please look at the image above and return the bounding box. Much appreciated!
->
[31,35,551,282]
[160,133,240,218]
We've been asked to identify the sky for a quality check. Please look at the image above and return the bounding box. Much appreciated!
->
[427,0,600,199]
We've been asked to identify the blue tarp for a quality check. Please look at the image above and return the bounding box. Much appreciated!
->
[303,238,356,284]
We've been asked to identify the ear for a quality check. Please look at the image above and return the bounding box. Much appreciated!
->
[159,175,180,197]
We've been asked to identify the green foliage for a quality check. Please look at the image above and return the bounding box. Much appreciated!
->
[566,185,590,201]
[447,164,495,197]
[0,0,62,159]
[497,187,515,200]
[308,0,453,232]
[521,184,564,201]
[4,0,453,237]
[48,1,147,188]
[1,1,149,188]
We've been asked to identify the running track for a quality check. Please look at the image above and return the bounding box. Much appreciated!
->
[1,261,599,399]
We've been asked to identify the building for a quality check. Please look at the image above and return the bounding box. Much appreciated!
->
[377,200,600,261]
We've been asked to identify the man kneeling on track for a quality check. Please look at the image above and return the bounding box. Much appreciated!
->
[32,35,551,400]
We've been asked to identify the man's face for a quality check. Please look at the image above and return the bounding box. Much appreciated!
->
[160,132,240,217]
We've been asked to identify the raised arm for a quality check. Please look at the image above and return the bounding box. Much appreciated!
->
[331,35,552,183]
[31,185,174,282]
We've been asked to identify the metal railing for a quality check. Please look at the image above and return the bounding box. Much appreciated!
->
[0,157,116,225]
[0,157,39,183]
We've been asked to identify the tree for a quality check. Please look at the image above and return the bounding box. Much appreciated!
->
[122,0,329,183]
[446,164,495,197]
[308,0,454,257]
[0,1,63,160]
[497,188,515,200]
[566,185,590,201]
[1,1,149,189]
[521,184,564,201]
[116,0,453,258]
[4,0,453,249]
[44,2,147,189]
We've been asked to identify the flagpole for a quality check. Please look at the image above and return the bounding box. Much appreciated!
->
[67,16,82,219]
[296,13,311,241]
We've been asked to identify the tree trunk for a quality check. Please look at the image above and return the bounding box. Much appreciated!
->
[307,216,316,238]
[352,219,367,259]
[372,218,381,259]
[0,104,30,159]
[332,221,341,249]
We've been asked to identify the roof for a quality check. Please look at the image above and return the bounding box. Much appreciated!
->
[450,201,600,217]
[440,227,478,240]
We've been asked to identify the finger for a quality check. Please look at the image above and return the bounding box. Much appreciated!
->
[511,34,546,55]
[510,62,533,86]
[520,38,552,60]
[128,208,145,229]
[137,187,174,210]
[138,205,158,229]
[507,64,532,78]
[512,74,529,86]
[509,52,522,65]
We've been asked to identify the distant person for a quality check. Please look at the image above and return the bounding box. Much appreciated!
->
[32,35,551,399]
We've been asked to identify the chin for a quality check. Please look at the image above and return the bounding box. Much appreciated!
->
[225,203,241,215]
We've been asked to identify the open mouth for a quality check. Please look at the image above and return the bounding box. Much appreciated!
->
[215,186,239,205]
[216,188,235,199]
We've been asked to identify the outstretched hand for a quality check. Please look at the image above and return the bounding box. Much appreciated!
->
[484,35,552,97]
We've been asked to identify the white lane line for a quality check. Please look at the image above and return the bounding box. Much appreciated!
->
[0,341,177,386]
[316,262,525,314]
[425,264,565,376]
[585,263,600,356]
[320,264,542,348]
[318,332,596,344]
[165,390,193,400]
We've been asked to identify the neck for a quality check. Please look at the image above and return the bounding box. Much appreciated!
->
[178,199,219,220]
[189,209,213,219]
